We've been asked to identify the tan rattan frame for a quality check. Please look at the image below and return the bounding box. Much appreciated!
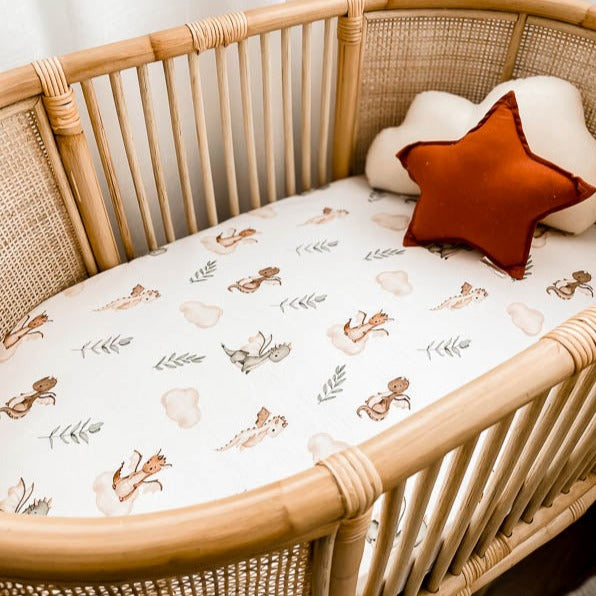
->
[0,1,595,594]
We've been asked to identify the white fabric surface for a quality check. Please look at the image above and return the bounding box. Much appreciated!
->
[365,76,596,234]
[1,176,594,519]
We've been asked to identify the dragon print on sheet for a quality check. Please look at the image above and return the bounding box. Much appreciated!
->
[0,478,51,515]
[0,377,57,420]
[95,284,160,311]
[328,310,393,355]
[357,377,411,421]
[431,282,488,311]
[0,312,50,362]
[546,271,593,300]
[201,227,258,255]
[94,450,171,516]
[221,331,291,374]
[301,207,349,225]
[217,407,287,451]
[228,267,282,293]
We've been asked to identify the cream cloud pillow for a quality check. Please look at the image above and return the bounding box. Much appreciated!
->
[365,76,596,234]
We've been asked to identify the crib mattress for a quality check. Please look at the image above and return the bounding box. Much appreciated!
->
[0,176,594,520]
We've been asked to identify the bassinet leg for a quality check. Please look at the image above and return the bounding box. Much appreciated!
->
[32,57,120,271]
[329,511,372,596]
[332,1,364,180]
[317,445,384,596]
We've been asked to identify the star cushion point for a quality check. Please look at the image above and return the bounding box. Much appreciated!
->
[397,91,595,279]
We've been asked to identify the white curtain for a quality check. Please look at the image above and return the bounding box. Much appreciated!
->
[1,0,334,255]
[0,0,280,71]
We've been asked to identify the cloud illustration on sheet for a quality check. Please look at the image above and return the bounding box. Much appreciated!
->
[507,302,544,336]
[376,271,412,296]
[180,301,222,328]
[161,387,201,428]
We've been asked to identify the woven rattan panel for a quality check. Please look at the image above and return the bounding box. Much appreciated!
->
[0,101,86,339]
[512,17,596,137]
[353,10,517,172]
[0,543,312,595]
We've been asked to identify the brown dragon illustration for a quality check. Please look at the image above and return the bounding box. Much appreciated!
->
[343,310,392,343]
[216,227,257,248]
[302,207,349,225]
[2,312,50,350]
[95,284,160,311]
[0,377,57,420]
[546,271,593,300]
[228,266,282,293]
[112,449,171,502]
[431,282,488,311]
[357,377,411,421]
[217,407,287,451]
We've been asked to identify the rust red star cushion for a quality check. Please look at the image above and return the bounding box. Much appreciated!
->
[397,91,595,279]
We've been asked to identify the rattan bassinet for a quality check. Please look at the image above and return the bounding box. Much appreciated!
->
[0,0,595,594]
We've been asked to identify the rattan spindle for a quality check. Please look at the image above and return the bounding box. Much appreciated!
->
[522,368,596,520]
[318,447,383,596]
[578,452,596,483]
[312,532,336,595]
[475,376,579,553]
[33,57,120,270]
[450,392,549,571]
[187,50,218,226]
[216,45,241,216]
[162,58,198,235]
[317,17,334,187]
[31,98,96,275]
[383,460,442,595]
[109,70,158,251]
[80,78,135,260]
[136,64,175,243]
[281,27,296,196]
[301,22,312,191]
[426,413,516,592]
[332,0,364,179]
[559,425,596,493]
[500,12,528,81]
[501,366,596,534]
[403,438,478,596]
[544,403,596,505]
[259,32,277,203]
[238,39,261,209]
[362,481,406,596]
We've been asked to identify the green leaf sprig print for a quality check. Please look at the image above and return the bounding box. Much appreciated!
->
[419,337,471,361]
[154,352,205,370]
[364,248,405,261]
[317,365,347,403]
[275,294,327,313]
[514,257,533,281]
[39,418,103,449]
[190,260,217,283]
[295,240,338,256]
[75,335,133,358]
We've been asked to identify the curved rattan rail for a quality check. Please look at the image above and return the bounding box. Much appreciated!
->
[0,0,595,594]
[0,0,594,111]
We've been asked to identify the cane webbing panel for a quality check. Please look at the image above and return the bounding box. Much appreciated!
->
[353,10,516,172]
[0,100,86,339]
[0,543,313,595]
[512,17,596,137]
